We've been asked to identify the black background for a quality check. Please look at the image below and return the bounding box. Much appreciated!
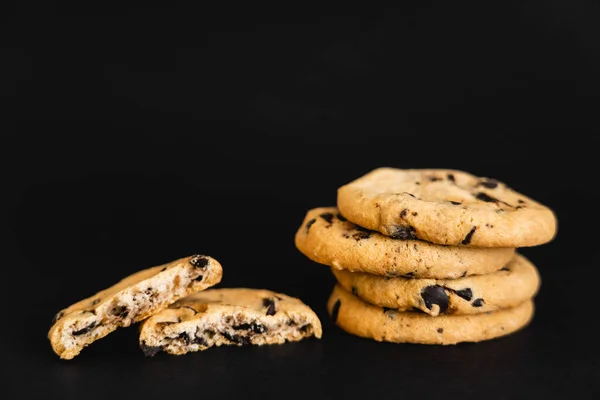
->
[3,1,600,399]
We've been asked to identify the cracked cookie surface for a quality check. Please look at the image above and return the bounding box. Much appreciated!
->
[333,253,540,316]
[48,255,223,360]
[139,288,322,356]
[328,285,534,345]
[337,168,557,247]
[295,207,515,279]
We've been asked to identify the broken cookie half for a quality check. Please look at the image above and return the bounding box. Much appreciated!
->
[139,288,322,356]
[48,255,223,360]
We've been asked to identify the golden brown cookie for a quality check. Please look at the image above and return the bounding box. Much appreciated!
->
[337,168,557,247]
[295,207,515,279]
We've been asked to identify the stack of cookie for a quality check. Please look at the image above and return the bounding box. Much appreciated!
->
[295,168,557,345]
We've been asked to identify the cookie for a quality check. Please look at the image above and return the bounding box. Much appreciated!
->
[332,253,539,316]
[48,255,223,360]
[337,168,557,247]
[139,288,322,356]
[327,285,534,345]
[295,207,515,279]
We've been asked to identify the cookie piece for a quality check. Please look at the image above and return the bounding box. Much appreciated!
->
[333,253,539,316]
[327,285,534,345]
[139,288,322,356]
[337,168,557,247]
[48,255,223,360]
[295,207,515,279]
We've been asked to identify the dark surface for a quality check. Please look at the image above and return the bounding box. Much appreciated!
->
[3,2,600,399]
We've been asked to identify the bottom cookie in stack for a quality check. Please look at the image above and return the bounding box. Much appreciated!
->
[327,253,540,344]
[327,285,535,345]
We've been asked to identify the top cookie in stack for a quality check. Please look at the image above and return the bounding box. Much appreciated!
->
[295,168,557,345]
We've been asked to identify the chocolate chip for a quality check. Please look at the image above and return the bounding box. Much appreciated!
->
[160,267,167,272]
[320,212,334,224]
[336,213,347,222]
[194,274,204,282]
[145,288,153,295]
[233,323,251,330]
[475,192,499,203]
[351,287,358,296]
[190,255,209,269]
[478,179,499,189]
[450,201,462,205]
[193,335,208,346]
[109,305,129,318]
[453,288,473,301]
[461,226,477,245]
[182,305,198,315]
[52,311,65,324]
[472,298,484,307]
[517,199,526,204]
[251,323,267,334]
[204,329,216,339]
[178,332,191,345]
[421,286,449,314]
[500,267,510,272]
[352,231,371,240]
[390,225,418,240]
[223,331,250,345]
[447,174,455,182]
[429,176,441,182]
[400,209,408,219]
[72,321,98,336]
[299,324,312,333]
[306,218,316,232]
[331,299,341,323]
[263,298,276,316]
[412,212,418,216]
[140,341,163,357]
[437,328,444,333]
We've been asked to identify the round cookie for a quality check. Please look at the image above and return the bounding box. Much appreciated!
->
[327,285,534,345]
[295,207,515,279]
[337,168,557,247]
[139,288,322,356]
[332,253,540,316]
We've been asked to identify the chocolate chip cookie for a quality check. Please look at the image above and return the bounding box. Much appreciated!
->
[295,207,515,279]
[332,253,539,316]
[337,168,557,247]
[48,255,223,360]
[328,285,534,345]
[139,288,322,356]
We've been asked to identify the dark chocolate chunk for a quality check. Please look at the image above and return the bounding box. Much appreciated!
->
[475,192,499,203]
[447,174,455,182]
[400,209,409,219]
[190,255,209,269]
[331,299,341,323]
[450,201,462,205]
[223,331,251,345]
[72,321,98,336]
[182,305,198,315]
[351,286,358,296]
[233,323,251,330]
[109,305,129,318]
[478,179,499,189]
[178,332,191,345]
[319,212,334,224]
[437,328,444,333]
[194,274,204,282]
[390,225,418,240]
[305,218,316,232]
[461,226,477,245]
[299,324,312,333]
[140,341,163,357]
[52,311,65,324]
[251,323,267,334]
[336,213,347,222]
[421,286,449,314]
[263,298,277,316]
[193,335,208,346]
[204,329,216,339]
[352,231,371,240]
[453,288,473,301]
[472,298,484,307]
[145,287,153,295]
